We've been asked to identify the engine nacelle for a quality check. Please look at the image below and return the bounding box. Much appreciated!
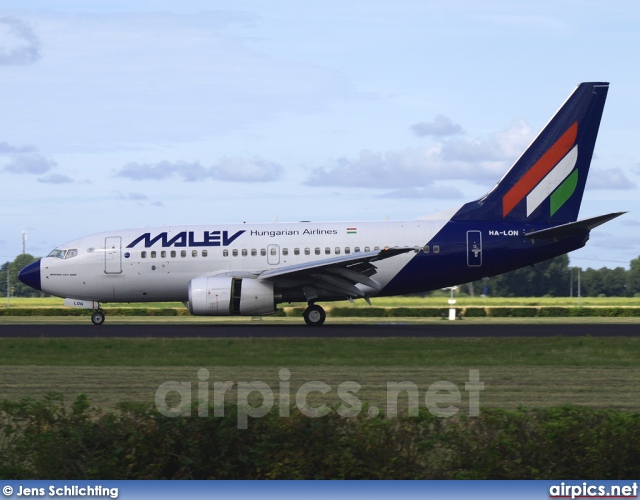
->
[188,276,276,316]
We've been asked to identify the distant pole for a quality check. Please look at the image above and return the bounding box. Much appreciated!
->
[570,267,573,298]
[6,266,9,309]
[22,230,26,255]
[577,267,581,307]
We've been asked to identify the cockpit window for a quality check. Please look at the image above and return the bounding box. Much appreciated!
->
[47,249,67,259]
[46,248,78,259]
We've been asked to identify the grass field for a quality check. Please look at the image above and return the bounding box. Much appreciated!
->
[2,296,639,415]
[5,295,640,308]
[3,315,640,325]
[1,334,639,413]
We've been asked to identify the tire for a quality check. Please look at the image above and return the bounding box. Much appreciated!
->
[91,311,105,325]
[303,304,326,326]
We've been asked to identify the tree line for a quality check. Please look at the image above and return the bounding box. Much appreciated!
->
[473,254,640,298]
[0,254,45,298]
[2,253,640,299]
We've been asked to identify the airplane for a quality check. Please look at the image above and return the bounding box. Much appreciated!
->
[19,82,623,326]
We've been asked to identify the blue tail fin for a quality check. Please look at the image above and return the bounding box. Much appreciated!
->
[452,82,609,224]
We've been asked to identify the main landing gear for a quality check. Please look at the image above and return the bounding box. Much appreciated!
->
[91,308,105,325]
[303,303,326,326]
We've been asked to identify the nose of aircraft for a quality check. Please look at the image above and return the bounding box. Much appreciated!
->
[18,259,42,291]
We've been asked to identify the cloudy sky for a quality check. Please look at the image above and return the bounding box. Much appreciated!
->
[1,0,639,271]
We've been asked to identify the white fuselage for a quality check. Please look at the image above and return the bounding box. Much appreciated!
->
[40,215,453,303]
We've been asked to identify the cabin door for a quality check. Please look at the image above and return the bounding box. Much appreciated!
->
[466,231,482,267]
[104,236,123,274]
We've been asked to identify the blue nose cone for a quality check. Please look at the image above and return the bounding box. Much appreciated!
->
[18,259,41,291]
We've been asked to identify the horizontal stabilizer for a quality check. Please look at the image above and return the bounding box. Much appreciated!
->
[524,212,625,240]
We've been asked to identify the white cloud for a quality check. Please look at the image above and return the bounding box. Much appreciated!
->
[116,156,283,183]
[622,219,640,227]
[441,118,532,162]
[0,141,36,154]
[306,119,534,188]
[377,185,464,199]
[588,168,636,190]
[0,11,354,149]
[4,154,55,175]
[117,192,148,201]
[211,156,283,182]
[411,115,463,137]
[37,174,73,184]
[0,16,41,65]
[116,161,204,181]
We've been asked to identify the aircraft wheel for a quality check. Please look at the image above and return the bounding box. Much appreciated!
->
[91,311,105,326]
[303,304,326,326]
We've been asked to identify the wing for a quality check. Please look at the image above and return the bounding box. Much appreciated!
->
[257,247,414,301]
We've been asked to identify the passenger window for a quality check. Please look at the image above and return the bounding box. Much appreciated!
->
[202,250,208,257]
[242,249,248,257]
[315,248,320,255]
[325,247,330,255]
[161,251,166,258]
[345,247,350,254]
[223,250,229,257]
[232,249,238,257]
[423,245,430,253]
[364,246,370,252]
[282,248,288,256]
[354,247,360,253]
[270,248,277,256]
[374,246,380,251]
[261,249,266,257]
[433,245,440,254]
[335,247,340,255]
[251,249,257,256]
[171,250,176,258]
[294,248,300,255]
[151,251,156,258]
[181,250,187,258]
[305,248,310,255]
[141,251,147,259]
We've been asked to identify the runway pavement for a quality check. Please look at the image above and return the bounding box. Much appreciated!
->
[0,323,638,338]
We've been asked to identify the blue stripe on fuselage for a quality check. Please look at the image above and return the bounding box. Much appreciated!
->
[379,221,588,296]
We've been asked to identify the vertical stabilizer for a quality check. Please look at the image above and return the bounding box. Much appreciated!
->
[452,82,609,224]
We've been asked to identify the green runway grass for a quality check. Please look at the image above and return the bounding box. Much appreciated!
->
[0,336,639,366]
[3,315,640,327]
[1,336,639,413]
[2,293,639,413]
[5,295,640,308]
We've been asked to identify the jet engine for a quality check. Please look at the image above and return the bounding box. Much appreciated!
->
[188,276,276,316]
